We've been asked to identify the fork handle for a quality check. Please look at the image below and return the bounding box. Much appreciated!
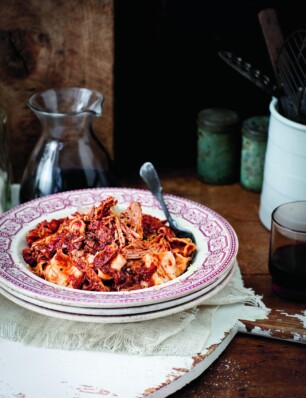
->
[139,162,176,227]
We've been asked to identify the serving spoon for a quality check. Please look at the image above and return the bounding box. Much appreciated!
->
[139,162,196,243]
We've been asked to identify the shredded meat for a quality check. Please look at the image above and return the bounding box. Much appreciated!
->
[22,196,197,292]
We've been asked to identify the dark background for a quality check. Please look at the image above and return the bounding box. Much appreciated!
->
[113,0,306,176]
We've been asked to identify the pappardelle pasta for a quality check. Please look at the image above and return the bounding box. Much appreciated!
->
[22,196,196,292]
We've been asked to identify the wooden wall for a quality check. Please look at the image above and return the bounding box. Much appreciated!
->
[0,0,114,182]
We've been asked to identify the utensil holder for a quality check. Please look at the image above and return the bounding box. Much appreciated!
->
[259,97,306,229]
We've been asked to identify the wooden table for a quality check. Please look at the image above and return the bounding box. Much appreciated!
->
[1,170,305,397]
[122,167,306,398]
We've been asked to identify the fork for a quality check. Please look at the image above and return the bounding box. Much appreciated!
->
[139,162,196,243]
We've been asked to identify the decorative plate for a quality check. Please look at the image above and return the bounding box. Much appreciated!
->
[0,188,238,308]
[0,262,236,323]
[0,259,236,316]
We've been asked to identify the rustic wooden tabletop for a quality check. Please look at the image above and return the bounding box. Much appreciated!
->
[123,167,306,398]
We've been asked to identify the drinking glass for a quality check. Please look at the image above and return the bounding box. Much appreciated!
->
[269,201,306,301]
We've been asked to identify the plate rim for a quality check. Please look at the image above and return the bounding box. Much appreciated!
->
[0,261,237,323]
[0,259,237,316]
[0,187,239,307]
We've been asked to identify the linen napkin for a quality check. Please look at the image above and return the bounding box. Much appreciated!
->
[0,261,269,356]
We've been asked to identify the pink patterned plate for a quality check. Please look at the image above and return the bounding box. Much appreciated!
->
[0,259,236,316]
[0,188,238,308]
[0,262,237,323]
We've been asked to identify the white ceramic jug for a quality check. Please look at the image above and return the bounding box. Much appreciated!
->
[259,97,306,229]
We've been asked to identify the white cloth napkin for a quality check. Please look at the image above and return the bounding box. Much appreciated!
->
[0,262,269,356]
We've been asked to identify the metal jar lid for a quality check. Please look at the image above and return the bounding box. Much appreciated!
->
[197,108,240,133]
[242,116,269,141]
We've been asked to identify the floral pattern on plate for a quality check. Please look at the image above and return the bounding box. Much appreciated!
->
[0,188,238,307]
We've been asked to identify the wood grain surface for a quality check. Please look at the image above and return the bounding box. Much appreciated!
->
[0,0,114,181]
[258,8,284,75]
[122,168,306,398]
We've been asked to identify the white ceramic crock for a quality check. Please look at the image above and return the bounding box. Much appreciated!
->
[259,97,306,230]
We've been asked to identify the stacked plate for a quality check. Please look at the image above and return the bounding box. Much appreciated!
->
[0,188,238,323]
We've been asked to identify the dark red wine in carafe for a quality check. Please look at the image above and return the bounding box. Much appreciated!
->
[19,168,116,203]
[269,243,306,301]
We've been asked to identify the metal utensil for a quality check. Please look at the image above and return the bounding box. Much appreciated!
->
[139,162,196,243]
[218,50,278,97]
[276,29,306,124]
[218,50,294,120]
[257,8,296,120]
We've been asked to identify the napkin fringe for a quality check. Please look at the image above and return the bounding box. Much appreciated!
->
[0,323,23,343]
[0,311,198,355]
[244,289,268,309]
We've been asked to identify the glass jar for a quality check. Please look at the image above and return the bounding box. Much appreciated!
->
[240,116,269,192]
[19,87,117,203]
[197,108,241,184]
[0,108,12,212]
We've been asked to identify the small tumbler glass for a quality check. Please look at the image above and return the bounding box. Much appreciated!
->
[269,201,306,301]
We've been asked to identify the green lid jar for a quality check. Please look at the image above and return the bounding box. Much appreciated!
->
[197,108,241,184]
[240,116,269,192]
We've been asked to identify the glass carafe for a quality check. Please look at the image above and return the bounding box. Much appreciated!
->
[20,87,117,203]
[0,107,12,212]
